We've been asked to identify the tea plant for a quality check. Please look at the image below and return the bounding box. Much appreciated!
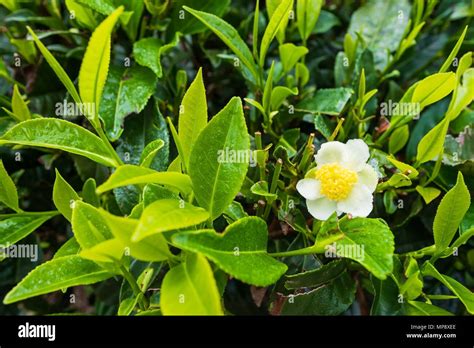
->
[0,0,472,316]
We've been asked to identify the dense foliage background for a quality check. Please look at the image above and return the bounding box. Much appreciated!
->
[0,0,472,316]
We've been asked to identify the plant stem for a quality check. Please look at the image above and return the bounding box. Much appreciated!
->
[120,265,148,311]
[263,159,282,219]
[269,233,343,257]
[96,126,124,167]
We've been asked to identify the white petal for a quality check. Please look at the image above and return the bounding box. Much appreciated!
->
[337,183,373,217]
[357,164,379,192]
[306,197,337,220]
[296,178,322,200]
[342,139,370,171]
[314,141,346,166]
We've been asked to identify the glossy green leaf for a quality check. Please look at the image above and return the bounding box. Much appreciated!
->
[297,88,353,115]
[0,119,119,167]
[250,181,277,200]
[183,6,258,81]
[296,0,323,41]
[139,139,164,168]
[54,237,81,259]
[412,72,456,109]
[65,0,98,30]
[26,27,82,105]
[178,68,208,167]
[0,159,19,212]
[11,85,31,122]
[388,125,409,154]
[188,97,249,219]
[284,259,346,290]
[447,68,474,121]
[370,275,401,315]
[439,26,468,73]
[53,169,80,222]
[433,172,470,251]
[348,0,410,69]
[133,199,209,242]
[416,118,449,164]
[386,155,419,178]
[260,0,293,66]
[100,66,157,141]
[336,218,395,280]
[270,86,298,110]
[0,212,58,245]
[71,201,113,249]
[422,262,474,314]
[78,6,124,119]
[133,34,180,78]
[3,255,114,304]
[161,252,223,315]
[279,43,308,73]
[96,165,192,196]
[80,238,125,263]
[172,217,288,286]
[405,300,453,316]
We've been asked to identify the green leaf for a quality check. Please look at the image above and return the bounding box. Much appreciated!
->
[0,159,19,212]
[281,273,355,315]
[348,0,411,69]
[133,199,209,242]
[370,275,402,315]
[416,118,449,164]
[260,0,293,66]
[0,211,58,245]
[178,68,208,167]
[54,237,81,259]
[53,169,80,222]
[80,238,126,263]
[388,125,409,155]
[11,84,31,122]
[336,218,395,280]
[133,34,180,78]
[71,201,113,249]
[96,165,193,196]
[405,300,453,316]
[296,0,323,41]
[183,6,258,81]
[172,217,288,286]
[412,72,456,109]
[433,172,470,251]
[161,252,223,315]
[447,68,474,121]
[188,97,250,219]
[99,209,171,261]
[284,259,346,290]
[297,88,353,115]
[65,0,98,30]
[99,66,157,141]
[0,119,119,167]
[422,262,474,314]
[415,186,441,205]
[26,27,82,105]
[250,181,277,200]
[3,255,114,304]
[386,155,419,178]
[78,6,124,120]
[270,86,298,110]
[439,26,468,73]
[279,43,308,73]
[139,139,164,168]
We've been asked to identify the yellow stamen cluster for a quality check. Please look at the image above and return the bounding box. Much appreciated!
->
[314,163,358,201]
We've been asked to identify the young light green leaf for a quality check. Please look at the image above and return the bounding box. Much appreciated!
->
[139,139,164,168]
[271,86,298,110]
[279,43,309,73]
[172,217,288,286]
[0,159,19,212]
[161,252,223,315]
[99,66,157,141]
[133,34,180,78]
[412,72,456,109]
[53,237,81,259]
[11,84,31,122]
[433,172,470,251]
[178,68,208,167]
[65,0,98,30]
[71,201,113,249]
[26,27,82,105]
[96,165,192,196]
[446,68,474,121]
[0,212,58,245]
[3,255,114,304]
[183,6,258,81]
[422,262,474,314]
[296,0,323,41]
[336,218,395,280]
[439,26,468,73]
[0,119,119,167]
[388,125,409,154]
[416,118,449,164]
[405,300,453,316]
[386,155,419,178]
[188,97,250,219]
[80,238,126,263]
[99,209,171,261]
[78,6,124,120]
[53,169,80,222]
[133,199,209,242]
[260,0,293,66]
[415,186,441,205]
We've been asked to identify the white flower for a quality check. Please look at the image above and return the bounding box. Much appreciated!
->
[296,139,379,221]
